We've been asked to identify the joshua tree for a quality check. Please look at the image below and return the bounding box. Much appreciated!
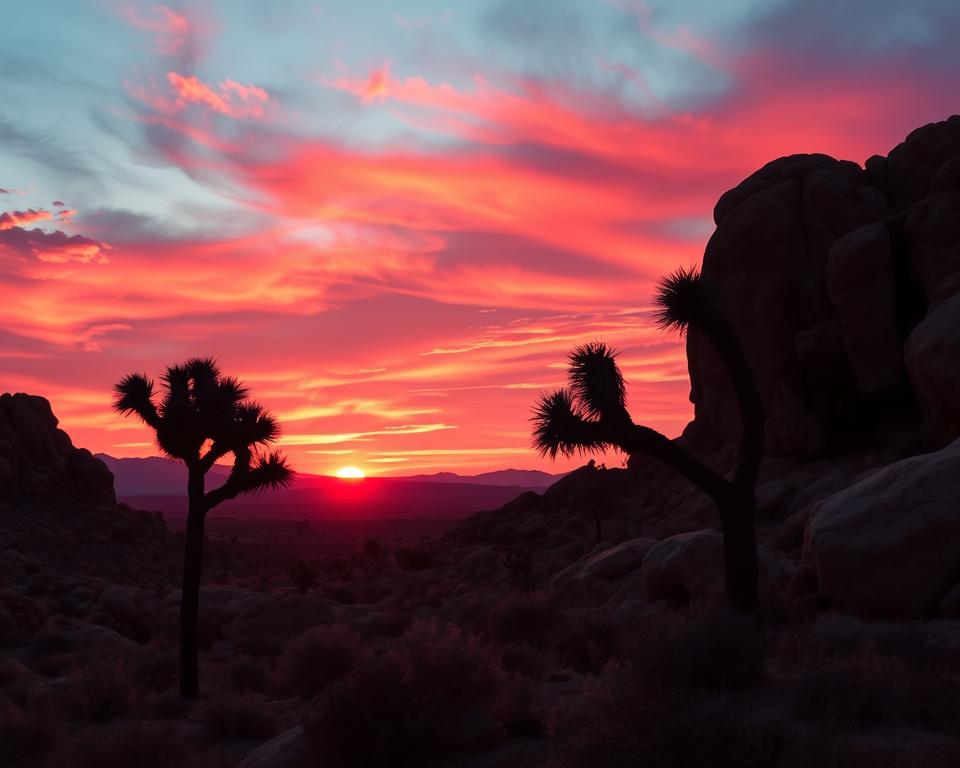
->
[114,358,293,697]
[532,267,764,613]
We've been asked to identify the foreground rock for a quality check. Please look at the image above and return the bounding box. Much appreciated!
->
[804,438,960,618]
[0,392,115,505]
[238,726,313,768]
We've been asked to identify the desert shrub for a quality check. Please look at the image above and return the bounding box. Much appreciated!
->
[553,612,621,673]
[362,538,388,571]
[281,625,360,700]
[197,692,278,740]
[498,641,547,678]
[779,614,938,672]
[395,544,437,571]
[134,646,179,692]
[62,723,204,768]
[488,592,557,648]
[288,560,319,594]
[304,621,504,767]
[0,699,54,766]
[226,653,272,694]
[497,544,534,591]
[355,609,411,640]
[74,658,134,721]
[625,605,764,698]
[552,669,783,768]
[791,651,960,731]
[324,581,359,605]
[451,593,501,636]
[495,676,546,738]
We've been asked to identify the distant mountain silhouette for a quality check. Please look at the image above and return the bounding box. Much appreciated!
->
[97,454,563,496]
[402,469,564,489]
[97,453,563,521]
[96,454,229,496]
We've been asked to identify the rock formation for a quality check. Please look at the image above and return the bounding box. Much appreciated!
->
[0,392,115,506]
[684,115,960,458]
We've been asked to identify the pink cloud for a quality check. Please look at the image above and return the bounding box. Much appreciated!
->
[0,208,53,230]
[117,3,194,56]
[129,72,273,121]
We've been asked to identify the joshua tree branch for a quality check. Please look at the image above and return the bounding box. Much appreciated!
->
[617,422,730,504]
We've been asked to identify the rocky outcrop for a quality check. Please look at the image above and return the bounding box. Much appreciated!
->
[803,438,960,619]
[238,727,313,768]
[684,115,960,458]
[0,392,115,505]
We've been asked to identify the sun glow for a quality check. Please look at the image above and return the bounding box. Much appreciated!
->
[335,466,366,479]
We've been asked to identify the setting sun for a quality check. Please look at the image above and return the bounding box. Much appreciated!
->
[335,466,366,479]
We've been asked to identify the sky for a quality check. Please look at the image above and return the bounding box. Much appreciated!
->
[0,0,956,477]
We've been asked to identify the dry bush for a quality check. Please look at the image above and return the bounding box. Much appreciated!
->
[778,614,933,670]
[61,723,206,768]
[324,582,359,605]
[791,650,960,732]
[395,544,437,571]
[498,641,547,678]
[134,646,179,692]
[303,620,505,767]
[0,699,54,766]
[197,691,278,740]
[495,676,547,738]
[626,605,765,698]
[488,592,558,648]
[355,608,411,640]
[552,669,783,768]
[280,624,360,700]
[226,653,272,694]
[74,658,134,721]
[552,611,621,673]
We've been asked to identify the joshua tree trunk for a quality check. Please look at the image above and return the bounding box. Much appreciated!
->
[619,422,760,613]
[180,463,206,698]
[717,488,759,614]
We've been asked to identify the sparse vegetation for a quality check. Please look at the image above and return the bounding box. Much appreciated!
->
[281,624,361,700]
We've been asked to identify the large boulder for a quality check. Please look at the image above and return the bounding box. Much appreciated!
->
[687,154,890,457]
[238,726,313,768]
[825,222,902,394]
[0,393,115,505]
[642,529,725,605]
[550,538,656,607]
[804,438,960,618]
[682,116,960,457]
[905,293,960,443]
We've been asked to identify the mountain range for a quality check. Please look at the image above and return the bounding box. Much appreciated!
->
[97,454,564,522]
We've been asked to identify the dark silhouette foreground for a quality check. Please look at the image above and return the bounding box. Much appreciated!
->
[533,268,765,613]
[114,357,292,697]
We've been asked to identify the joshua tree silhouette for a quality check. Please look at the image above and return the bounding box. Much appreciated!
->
[114,357,293,696]
[532,268,764,613]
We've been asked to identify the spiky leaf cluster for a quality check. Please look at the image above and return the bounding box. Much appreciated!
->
[653,266,721,335]
[532,342,628,459]
[114,358,293,503]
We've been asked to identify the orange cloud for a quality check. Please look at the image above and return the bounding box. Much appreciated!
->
[0,208,53,230]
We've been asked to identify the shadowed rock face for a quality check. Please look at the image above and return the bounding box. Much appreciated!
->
[684,115,960,458]
[0,392,115,506]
